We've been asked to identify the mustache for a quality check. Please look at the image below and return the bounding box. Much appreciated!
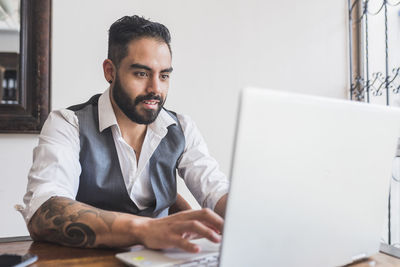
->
[134,93,163,105]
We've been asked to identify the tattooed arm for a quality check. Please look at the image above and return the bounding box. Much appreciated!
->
[27,196,148,248]
[27,196,223,251]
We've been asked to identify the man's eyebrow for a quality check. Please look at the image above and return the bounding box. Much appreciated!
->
[129,64,173,73]
[129,63,152,71]
[161,67,173,73]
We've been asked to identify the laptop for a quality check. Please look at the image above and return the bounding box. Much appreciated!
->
[116,87,400,267]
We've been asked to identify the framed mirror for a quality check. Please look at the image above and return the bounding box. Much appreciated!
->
[0,0,51,133]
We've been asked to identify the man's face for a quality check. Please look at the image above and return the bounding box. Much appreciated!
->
[112,37,172,124]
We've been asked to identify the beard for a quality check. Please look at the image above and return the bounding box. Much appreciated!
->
[112,76,165,125]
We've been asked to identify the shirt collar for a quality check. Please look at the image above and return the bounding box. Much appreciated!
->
[98,88,176,135]
[149,108,177,137]
[98,88,118,132]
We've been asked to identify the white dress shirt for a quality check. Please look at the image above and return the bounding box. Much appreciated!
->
[22,89,229,223]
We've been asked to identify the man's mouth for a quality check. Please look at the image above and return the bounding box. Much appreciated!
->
[142,99,159,109]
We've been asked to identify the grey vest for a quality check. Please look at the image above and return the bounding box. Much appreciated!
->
[68,94,185,217]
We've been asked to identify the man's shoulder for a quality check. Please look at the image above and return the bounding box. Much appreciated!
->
[161,108,194,127]
[45,109,79,129]
[67,94,102,112]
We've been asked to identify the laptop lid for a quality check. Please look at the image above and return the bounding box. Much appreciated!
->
[219,87,400,267]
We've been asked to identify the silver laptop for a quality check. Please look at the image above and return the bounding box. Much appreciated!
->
[117,87,400,267]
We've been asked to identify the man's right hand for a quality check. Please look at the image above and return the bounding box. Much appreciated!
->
[28,196,223,251]
[137,208,224,253]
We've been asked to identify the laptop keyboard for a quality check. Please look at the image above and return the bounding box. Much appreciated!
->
[173,255,219,267]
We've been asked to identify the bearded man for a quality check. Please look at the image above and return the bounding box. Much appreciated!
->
[22,15,229,252]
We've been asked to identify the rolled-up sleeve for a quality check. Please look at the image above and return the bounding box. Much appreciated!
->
[22,109,81,224]
[177,114,229,210]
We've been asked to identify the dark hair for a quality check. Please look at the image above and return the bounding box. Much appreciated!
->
[108,15,171,67]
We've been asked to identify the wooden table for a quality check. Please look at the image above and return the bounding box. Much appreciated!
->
[1,240,400,266]
[0,240,128,266]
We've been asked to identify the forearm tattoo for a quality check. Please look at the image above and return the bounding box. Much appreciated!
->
[28,196,117,248]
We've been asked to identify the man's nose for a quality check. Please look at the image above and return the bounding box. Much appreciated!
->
[147,75,162,95]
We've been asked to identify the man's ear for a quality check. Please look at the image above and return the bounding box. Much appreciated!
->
[103,59,116,84]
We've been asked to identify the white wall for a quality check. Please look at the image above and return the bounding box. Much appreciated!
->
[0,30,19,52]
[0,135,36,237]
[0,0,348,237]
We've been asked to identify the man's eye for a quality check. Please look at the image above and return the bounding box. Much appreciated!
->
[135,71,148,78]
[160,74,170,80]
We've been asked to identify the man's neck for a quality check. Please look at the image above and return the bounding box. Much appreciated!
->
[110,96,147,160]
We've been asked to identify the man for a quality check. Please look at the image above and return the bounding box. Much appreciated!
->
[22,15,229,253]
